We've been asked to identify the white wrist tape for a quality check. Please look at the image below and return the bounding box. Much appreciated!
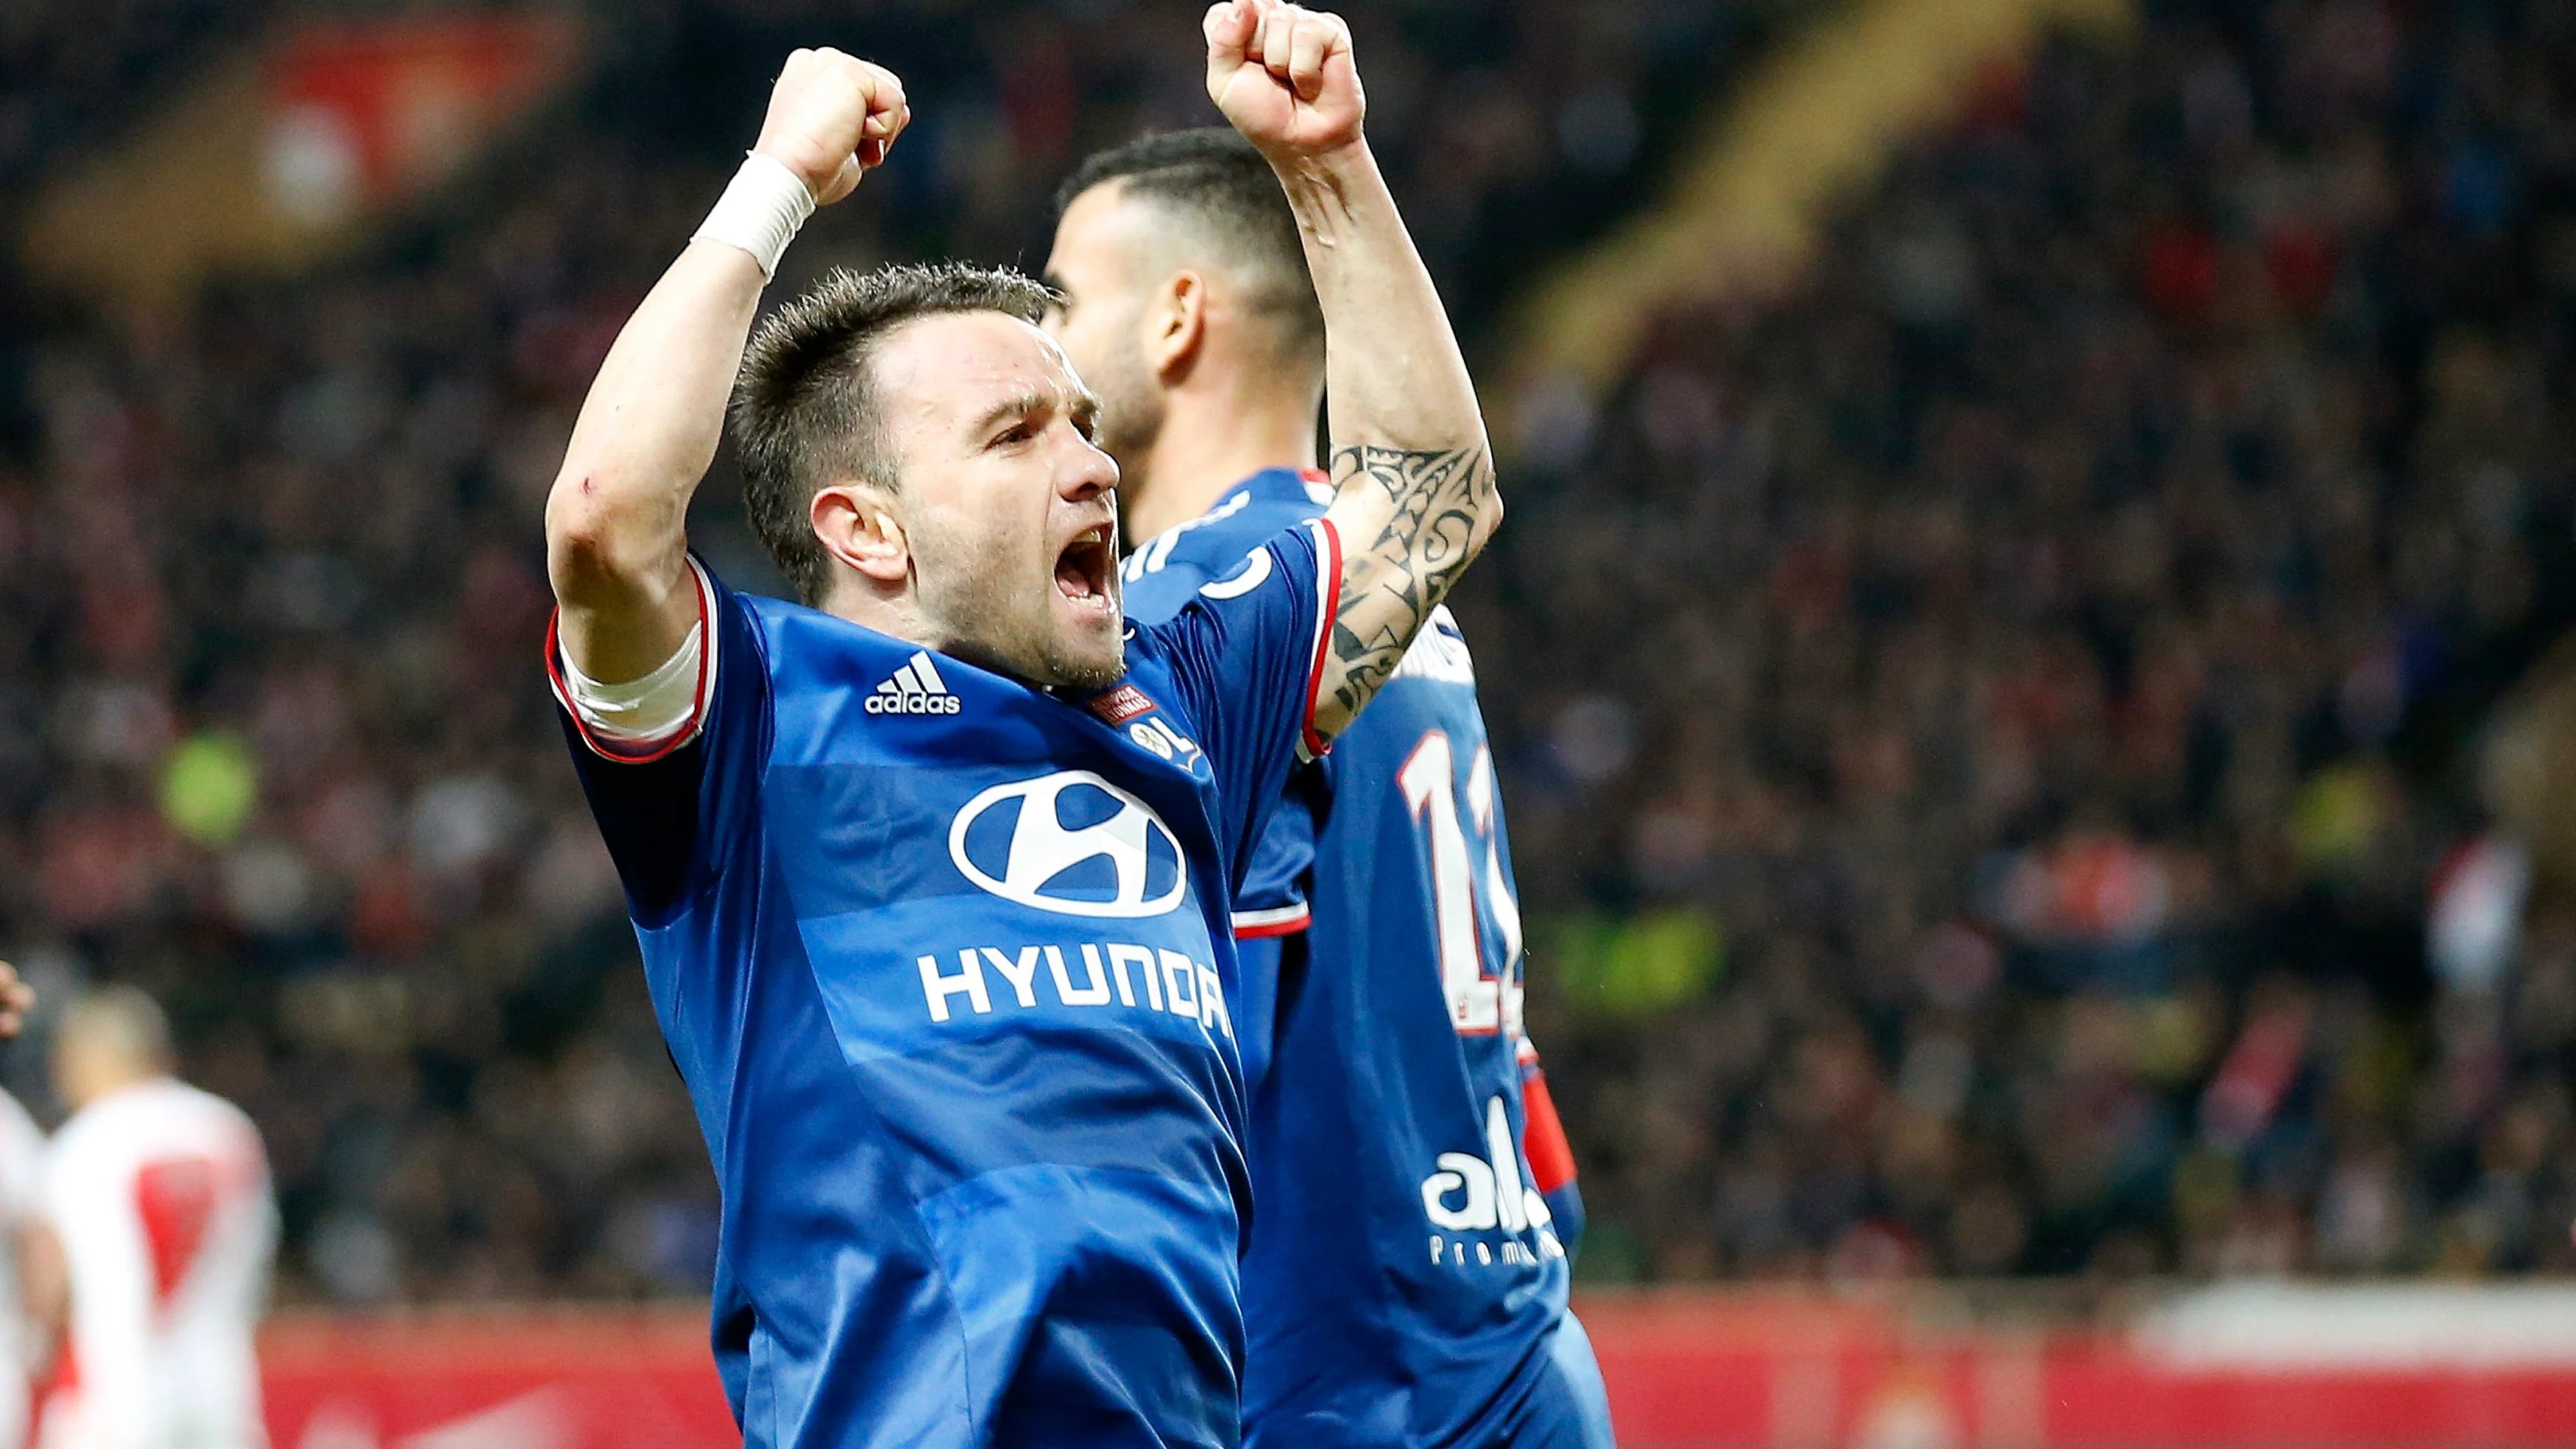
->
[693,152,816,280]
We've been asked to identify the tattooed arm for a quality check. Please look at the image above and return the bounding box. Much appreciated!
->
[1313,442,1498,737]
[1206,0,1502,744]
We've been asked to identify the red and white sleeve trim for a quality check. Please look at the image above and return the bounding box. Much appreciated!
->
[545,558,719,764]
[1297,517,1343,762]
[1519,1067,1580,1195]
[1230,902,1312,939]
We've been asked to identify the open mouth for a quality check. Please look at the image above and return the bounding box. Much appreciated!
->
[1055,522,1115,613]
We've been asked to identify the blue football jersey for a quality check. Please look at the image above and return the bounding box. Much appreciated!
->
[550,518,1340,1449]
[1125,471,1579,1449]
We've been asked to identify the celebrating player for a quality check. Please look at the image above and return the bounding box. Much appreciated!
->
[37,988,274,1449]
[540,3,1499,1443]
[1047,127,1612,1448]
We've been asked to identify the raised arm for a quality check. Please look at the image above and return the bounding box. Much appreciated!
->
[545,49,908,684]
[1206,0,1502,744]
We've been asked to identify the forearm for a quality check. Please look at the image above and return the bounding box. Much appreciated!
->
[1284,144,1489,462]
[1282,142,1499,736]
[545,239,765,681]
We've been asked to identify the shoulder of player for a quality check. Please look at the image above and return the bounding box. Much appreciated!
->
[1193,498,1320,554]
[1103,629,1189,696]
[1083,643,1217,739]
[1125,498,1320,588]
[733,589,972,696]
[52,1080,251,1152]
[43,1102,108,1175]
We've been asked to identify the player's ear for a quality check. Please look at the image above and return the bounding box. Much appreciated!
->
[811,483,911,588]
[1144,269,1207,383]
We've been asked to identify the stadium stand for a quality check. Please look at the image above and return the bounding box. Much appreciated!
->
[1498,0,2576,1284]
[0,1,246,200]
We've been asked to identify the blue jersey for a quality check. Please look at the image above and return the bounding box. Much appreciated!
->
[550,520,1340,1449]
[1125,471,1579,1449]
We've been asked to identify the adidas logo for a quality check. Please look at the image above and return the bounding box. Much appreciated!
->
[866,651,963,715]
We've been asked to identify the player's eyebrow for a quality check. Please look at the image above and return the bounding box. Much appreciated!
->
[1039,270,1069,301]
[969,386,1046,438]
[969,382,1100,440]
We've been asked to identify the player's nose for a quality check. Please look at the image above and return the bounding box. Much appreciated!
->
[1059,431,1119,501]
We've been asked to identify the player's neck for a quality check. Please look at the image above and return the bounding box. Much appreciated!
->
[1122,401,1317,546]
[64,1063,167,1112]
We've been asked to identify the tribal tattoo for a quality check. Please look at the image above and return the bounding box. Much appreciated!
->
[1317,443,1494,735]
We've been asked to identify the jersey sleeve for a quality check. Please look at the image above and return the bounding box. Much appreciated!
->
[1139,518,1342,859]
[547,561,772,925]
[1229,779,1319,940]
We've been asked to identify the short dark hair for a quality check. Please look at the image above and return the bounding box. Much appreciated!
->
[1054,128,1322,369]
[732,261,1056,606]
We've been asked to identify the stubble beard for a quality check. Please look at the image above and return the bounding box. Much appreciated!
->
[918,512,1127,693]
[1036,609,1127,692]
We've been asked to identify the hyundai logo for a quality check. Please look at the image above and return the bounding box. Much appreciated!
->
[947,770,1188,918]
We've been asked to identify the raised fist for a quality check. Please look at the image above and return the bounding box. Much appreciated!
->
[754,48,910,207]
[1205,0,1363,160]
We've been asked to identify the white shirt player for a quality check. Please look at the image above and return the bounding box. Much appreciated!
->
[39,1079,274,1449]
[0,1090,50,1449]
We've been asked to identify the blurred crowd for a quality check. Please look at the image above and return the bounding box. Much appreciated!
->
[0,0,1746,1300]
[1496,0,2576,1283]
[0,0,240,202]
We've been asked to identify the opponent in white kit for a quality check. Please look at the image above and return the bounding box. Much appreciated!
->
[38,988,274,1449]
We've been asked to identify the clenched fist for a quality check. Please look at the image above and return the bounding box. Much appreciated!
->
[1205,0,1363,161]
[754,48,910,207]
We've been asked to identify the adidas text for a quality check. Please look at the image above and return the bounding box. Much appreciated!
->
[869,651,962,715]
[866,692,961,715]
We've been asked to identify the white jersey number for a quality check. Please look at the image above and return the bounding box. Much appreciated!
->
[1395,729,1525,1035]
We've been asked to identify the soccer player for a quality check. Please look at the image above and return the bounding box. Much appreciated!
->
[0,961,51,1449]
[540,4,1501,1443]
[1046,130,1613,1448]
[0,1084,47,1449]
[37,988,274,1449]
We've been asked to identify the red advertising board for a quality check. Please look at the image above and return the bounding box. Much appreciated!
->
[257,1288,2576,1449]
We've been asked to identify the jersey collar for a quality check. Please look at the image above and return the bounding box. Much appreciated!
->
[1126,467,1333,569]
[1231,466,1334,513]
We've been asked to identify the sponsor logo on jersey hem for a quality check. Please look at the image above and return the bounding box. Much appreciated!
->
[867,651,963,715]
[1419,1094,1567,1269]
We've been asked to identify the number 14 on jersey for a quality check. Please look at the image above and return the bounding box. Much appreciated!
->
[1396,729,1524,1036]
